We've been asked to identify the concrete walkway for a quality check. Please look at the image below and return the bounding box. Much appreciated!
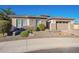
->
[0,38,79,53]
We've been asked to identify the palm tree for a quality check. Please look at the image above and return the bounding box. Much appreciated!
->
[0,8,15,20]
[0,11,4,20]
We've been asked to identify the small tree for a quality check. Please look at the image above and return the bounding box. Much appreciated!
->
[0,8,16,35]
[37,24,45,31]
[20,31,29,37]
[0,20,10,36]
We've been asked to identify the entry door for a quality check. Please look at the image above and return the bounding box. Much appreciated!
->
[36,19,41,26]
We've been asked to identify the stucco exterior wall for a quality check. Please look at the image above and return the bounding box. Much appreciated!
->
[29,19,48,28]
[12,18,45,29]
[40,19,48,26]
[12,17,48,29]
[50,23,56,30]
[49,20,73,31]
[73,24,79,30]
[29,19,36,28]
[12,18,16,27]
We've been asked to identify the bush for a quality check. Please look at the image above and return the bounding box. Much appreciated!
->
[0,20,11,36]
[27,29,33,33]
[36,27,40,31]
[27,28,33,33]
[20,31,29,37]
[37,24,45,31]
[26,26,36,33]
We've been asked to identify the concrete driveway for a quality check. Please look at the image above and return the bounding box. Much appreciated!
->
[0,38,79,53]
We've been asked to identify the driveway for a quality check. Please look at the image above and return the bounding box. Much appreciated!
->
[0,38,79,53]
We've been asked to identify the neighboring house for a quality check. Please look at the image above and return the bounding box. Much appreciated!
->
[48,17,74,31]
[9,15,48,30]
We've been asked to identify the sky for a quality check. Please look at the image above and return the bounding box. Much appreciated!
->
[0,5,79,23]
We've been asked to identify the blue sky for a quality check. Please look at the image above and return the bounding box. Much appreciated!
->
[0,5,79,23]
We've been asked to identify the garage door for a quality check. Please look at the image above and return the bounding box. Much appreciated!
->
[56,21,68,30]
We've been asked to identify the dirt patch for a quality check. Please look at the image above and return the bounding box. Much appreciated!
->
[0,31,79,42]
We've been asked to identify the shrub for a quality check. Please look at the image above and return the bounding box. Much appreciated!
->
[0,20,11,36]
[37,24,45,31]
[27,28,33,33]
[26,26,35,33]
[36,27,41,31]
[20,31,29,37]
[27,29,33,33]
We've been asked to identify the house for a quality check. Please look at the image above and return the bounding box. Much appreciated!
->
[9,15,75,31]
[9,15,48,30]
[48,17,74,31]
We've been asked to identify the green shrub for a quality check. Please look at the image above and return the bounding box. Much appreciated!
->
[26,26,36,33]
[37,24,45,31]
[20,31,29,37]
[27,28,33,33]
[36,27,40,31]
[0,20,11,36]
[28,29,33,33]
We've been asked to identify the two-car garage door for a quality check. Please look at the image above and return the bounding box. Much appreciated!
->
[56,21,69,30]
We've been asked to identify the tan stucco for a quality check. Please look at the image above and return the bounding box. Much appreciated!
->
[12,18,16,27]
[49,19,74,31]
[11,16,74,31]
[11,17,48,29]
[73,24,79,30]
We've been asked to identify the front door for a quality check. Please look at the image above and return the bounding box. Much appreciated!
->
[36,19,41,26]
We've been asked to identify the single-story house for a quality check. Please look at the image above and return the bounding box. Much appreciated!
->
[9,15,75,31]
[9,15,48,30]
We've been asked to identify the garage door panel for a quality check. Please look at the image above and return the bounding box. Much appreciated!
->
[57,23,68,30]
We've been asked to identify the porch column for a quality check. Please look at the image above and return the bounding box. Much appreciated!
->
[68,22,71,30]
[68,21,74,30]
[50,23,52,31]
[49,20,56,31]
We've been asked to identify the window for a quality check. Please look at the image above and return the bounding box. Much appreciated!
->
[62,21,68,23]
[16,18,27,28]
[56,21,62,23]
[56,21,68,23]
[23,19,27,26]
[16,19,22,28]
[36,19,41,26]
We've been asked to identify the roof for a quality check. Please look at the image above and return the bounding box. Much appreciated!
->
[49,17,74,20]
[8,15,48,19]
